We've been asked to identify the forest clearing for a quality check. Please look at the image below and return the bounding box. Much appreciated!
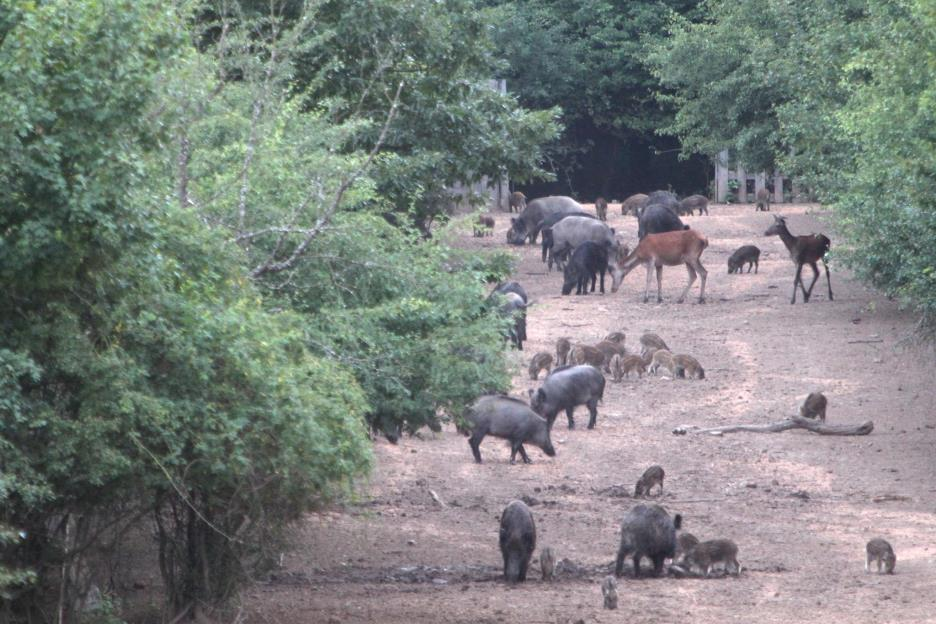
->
[233,203,936,624]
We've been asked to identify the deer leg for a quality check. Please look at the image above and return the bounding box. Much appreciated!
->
[823,258,833,301]
[792,263,804,304]
[696,258,707,303]
[677,263,696,303]
[804,261,820,303]
[643,262,654,303]
[655,264,664,303]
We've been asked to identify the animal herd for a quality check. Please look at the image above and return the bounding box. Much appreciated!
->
[468,193,892,598]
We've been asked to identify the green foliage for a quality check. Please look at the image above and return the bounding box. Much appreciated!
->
[652,0,936,332]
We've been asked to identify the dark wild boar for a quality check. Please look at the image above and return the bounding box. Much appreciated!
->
[529,364,605,430]
[637,203,689,240]
[865,538,896,574]
[561,241,611,295]
[799,392,827,421]
[464,395,556,464]
[727,245,761,274]
[499,500,536,582]
[506,196,583,245]
[634,465,665,497]
[614,503,682,577]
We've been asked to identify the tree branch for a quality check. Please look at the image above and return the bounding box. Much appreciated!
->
[248,80,404,279]
[673,416,874,436]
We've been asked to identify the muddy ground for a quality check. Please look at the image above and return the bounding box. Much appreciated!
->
[244,202,936,623]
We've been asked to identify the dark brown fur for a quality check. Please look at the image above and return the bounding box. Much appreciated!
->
[570,344,605,367]
[528,352,554,380]
[595,197,608,221]
[799,392,827,421]
[634,465,665,497]
[672,353,705,380]
[682,539,741,577]
[555,337,572,367]
[866,538,896,574]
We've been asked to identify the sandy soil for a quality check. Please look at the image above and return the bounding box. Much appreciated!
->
[243,202,936,624]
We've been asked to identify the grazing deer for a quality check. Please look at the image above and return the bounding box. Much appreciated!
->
[609,229,709,303]
[764,215,833,304]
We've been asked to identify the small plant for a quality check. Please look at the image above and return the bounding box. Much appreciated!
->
[726,178,740,204]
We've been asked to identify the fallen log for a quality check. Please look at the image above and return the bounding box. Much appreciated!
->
[673,416,873,437]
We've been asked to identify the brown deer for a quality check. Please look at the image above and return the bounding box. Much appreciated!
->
[609,229,709,303]
[764,215,833,304]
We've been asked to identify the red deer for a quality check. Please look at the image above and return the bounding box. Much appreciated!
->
[609,229,709,303]
[764,215,833,304]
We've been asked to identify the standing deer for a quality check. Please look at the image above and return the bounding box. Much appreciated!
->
[764,215,833,304]
[609,229,709,303]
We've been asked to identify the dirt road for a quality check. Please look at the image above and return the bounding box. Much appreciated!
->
[246,203,936,624]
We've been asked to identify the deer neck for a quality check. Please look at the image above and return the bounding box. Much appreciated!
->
[775,224,799,255]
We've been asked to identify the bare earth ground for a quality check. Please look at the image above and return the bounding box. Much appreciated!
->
[244,203,936,624]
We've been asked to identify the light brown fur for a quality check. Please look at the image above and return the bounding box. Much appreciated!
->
[611,354,646,381]
[571,344,605,368]
[621,193,648,216]
[672,353,705,379]
[540,546,556,580]
[508,191,527,213]
[639,332,670,356]
[610,230,709,304]
[593,340,627,371]
[555,337,571,367]
[675,532,699,562]
[648,349,677,377]
[473,215,495,237]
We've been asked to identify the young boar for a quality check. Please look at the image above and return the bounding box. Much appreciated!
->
[799,392,827,421]
[603,331,626,344]
[540,546,556,581]
[528,352,554,380]
[474,215,495,237]
[615,504,682,577]
[508,191,527,213]
[673,354,705,380]
[755,188,770,212]
[500,500,536,582]
[570,344,606,368]
[675,532,700,562]
[555,337,572,367]
[611,354,647,381]
[621,193,648,216]
[727,245,761,274]
[639,332,670,356]
[593,340,627,371]
[464,396,556,464]
[601,575,618,609]
[595,196,608,221]
[530,364,605,430]
[865,538,896,574]
[634,465,665,497]
[648,349,677,377]
[681,539,741,577]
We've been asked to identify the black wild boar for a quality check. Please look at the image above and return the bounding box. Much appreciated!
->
[492,281,528,303]
[500,500,536,582]
[614,503,682,578]
[561,241,610,295]
[529,364,605,430]
[545,216,617,271]
[637,203,689,240]
[492,291,526,350]
[727,245,761,274]
[464,395,556,464]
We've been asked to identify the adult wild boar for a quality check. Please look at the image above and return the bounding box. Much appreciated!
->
[640,190,680,217]
[500,500,536,582]
[506,196,583,245]
[539,211,598,262]
[464,395,556,464]
[529,364,605,430]
[544,216,617,271]
[637,204,689,240]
